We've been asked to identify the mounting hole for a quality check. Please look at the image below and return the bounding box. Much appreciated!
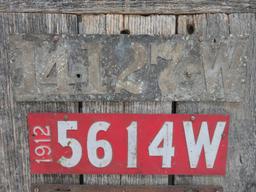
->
[120,29,130,34]
[187,24,195,35]
[76,74,81,78]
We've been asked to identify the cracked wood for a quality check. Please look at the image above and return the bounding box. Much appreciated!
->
[10,34,248,102]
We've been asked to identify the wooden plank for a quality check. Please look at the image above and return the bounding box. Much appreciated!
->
[120,101,172,185]
[0,13,13,192]
[0,1,256,14]
[31,184,223,192]
[80,14,124,34]
[10,33,248,102]
[80,15,173,185]
[17,102,80,189]
[177,14,229,40]
[106,14,124,35]
[80,15,106,34]
[175,13,256,192]
[0,13,80,192]
[124,15,176,36]
[80,17,122,185]
[82,101,123,185]
[119,18,174,186]
[5,13,77,34]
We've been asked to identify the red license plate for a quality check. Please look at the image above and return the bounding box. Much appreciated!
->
[28,113,229,175]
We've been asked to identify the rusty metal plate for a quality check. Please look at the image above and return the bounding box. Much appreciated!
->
[31,185,223,192]
[9,34,248,102]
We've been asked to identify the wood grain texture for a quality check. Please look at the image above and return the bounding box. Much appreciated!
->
[106,14,124,35]
[0,13,13,192]
[177,14,229,40]
[80,18,122,185]
[4,13,77,34]
[0,13,79,192]
[16,102,80,191]
[31,184,223,192]
[80,14,124,34]
[175,13,256,192]
[124,15,176,35]
[0,1,255,14]
[80,15,173,185]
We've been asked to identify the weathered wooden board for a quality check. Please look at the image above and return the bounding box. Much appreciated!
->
[31,184,223,192]
[80,16,174,186]
[0,13,80,192]
[79,15,176,36]
[124,15,176,36]
[1,11,256,192]
[9,34,248,102]
[0,13,12,192]
[0,1,255,14]
[175,13,256,192]
[120,102,173,185]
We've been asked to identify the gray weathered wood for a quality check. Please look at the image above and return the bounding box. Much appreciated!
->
[177,14,229,40]
[0,13,13,192]
[119,17,174,185]
[80,14,124,35]
[81,14,174,186]
[124,15,176,36]
[16,102,80,190]
[9,33,248,102]
[80,15,176,35]
[81,17,122,186]
[0,1,255,14]
[4,13,77,34]
[31,184,223,192]
[175,13,256,192]
[1,10,255,192]
[0,13,80,192]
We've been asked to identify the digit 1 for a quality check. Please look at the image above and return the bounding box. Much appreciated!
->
[83,43,106,93]
[35,159,53,163]
[127,121,137,168]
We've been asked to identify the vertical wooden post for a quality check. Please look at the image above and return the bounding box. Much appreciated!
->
[175,13,256,192]
[0,13,80,192]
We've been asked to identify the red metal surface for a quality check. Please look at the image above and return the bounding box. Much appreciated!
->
[28,113,229,175]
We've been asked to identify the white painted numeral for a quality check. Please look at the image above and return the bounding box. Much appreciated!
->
[33,126,50,136]
[127,121,137,168]
[183,121,226,168]
[87,121,112,167]
[57,121,82,168]
[35,145,51,157]
[35,159,53,163]
[84,44,106,93]
[34,139,51,143]
[115,43,147,94]
[148,122,175,168]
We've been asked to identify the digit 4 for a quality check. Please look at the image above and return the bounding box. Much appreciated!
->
[148,122,175,168]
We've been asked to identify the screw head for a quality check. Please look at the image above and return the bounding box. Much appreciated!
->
[63,115,68,121]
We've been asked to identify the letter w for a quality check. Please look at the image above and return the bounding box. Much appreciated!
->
[183,121,226,168]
